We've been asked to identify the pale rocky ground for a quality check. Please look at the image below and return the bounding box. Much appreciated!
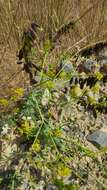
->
[1,93,107,190]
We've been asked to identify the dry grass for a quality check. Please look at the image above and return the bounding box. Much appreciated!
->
[0,0,107,97]
[0,0,107,48]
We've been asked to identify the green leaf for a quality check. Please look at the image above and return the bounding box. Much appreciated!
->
[43,40,52,54]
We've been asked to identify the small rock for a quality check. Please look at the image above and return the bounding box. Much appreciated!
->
[87,127,107,149]
[60,60,74,73]
[46,184,57,190]
[78,59,97,73]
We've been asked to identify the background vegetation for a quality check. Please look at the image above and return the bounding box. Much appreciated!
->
[0,0,107,98]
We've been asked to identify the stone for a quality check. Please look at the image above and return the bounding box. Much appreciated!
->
[87,127,107,149]
[78,59,97,73]
[60,60,74,73]
[46,184,57,190]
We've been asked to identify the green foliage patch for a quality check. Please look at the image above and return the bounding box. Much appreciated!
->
[1,54,107,189]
